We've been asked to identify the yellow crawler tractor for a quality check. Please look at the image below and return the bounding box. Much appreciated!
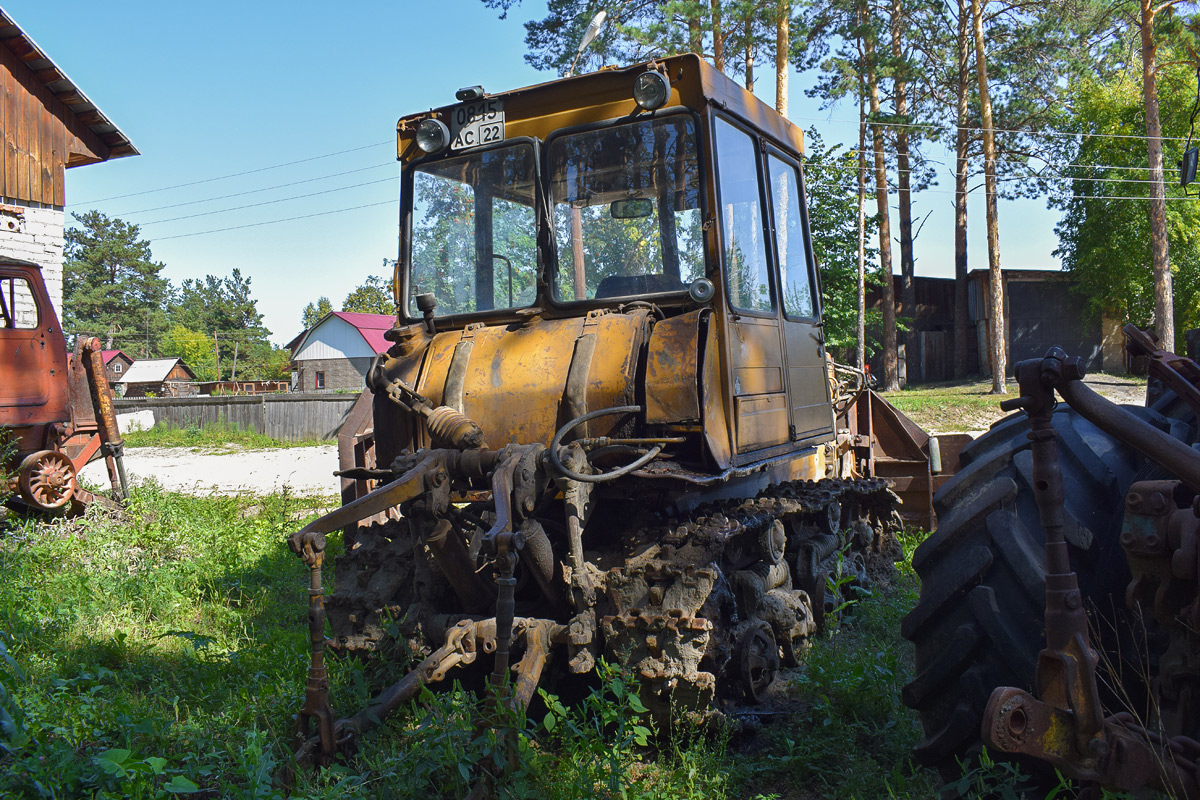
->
[288,55,949,765]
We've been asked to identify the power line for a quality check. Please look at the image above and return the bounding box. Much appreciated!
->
[76,140,394,204]
[151,199,398,241]
[806,162,1167,186]
[805,179,1200,201]
[814,149,1164,173]
[139,177,397,226]
[797,114,1198,144]
[116,162,396,216]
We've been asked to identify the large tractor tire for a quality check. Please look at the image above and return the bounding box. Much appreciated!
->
[901,402,1194,779]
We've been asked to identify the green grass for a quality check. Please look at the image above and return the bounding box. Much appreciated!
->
[123,421,326,451]
[725,530,939,800]
[882,373,1147,434]
[0,493,1022,799]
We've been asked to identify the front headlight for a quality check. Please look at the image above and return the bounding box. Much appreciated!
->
[633,71,670,111]
[416,118,451,154]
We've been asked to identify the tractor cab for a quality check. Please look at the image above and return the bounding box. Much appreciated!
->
[390,54,833,478]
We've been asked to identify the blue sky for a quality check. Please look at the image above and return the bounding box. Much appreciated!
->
[9,0,1061,345]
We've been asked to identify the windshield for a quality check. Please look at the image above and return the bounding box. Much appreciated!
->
[548,115,704,302]
[407,142,538,316]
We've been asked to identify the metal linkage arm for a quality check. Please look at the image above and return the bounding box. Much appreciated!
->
[982,347,1200,794]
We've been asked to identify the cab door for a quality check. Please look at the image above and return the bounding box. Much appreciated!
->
[0,264,68,426]
[712,116,790,455]
[764,151,834,443]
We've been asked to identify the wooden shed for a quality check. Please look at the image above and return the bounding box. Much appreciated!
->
[118,358,198,398]
[0,10,137,317]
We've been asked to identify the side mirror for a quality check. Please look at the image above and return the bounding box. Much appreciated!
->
[1181,147,1198,188]
[610,198,653,219]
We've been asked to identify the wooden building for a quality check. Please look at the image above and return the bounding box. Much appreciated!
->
[0,10,137,318]
[867,269,1111,384]
[118,358,198,398]
[100,348,133,385]
[290,312,393,392]
[196,380,290,396]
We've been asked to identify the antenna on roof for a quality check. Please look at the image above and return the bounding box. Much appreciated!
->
[568,10,607,78]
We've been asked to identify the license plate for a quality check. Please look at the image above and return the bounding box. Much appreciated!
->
[450,99,504,150]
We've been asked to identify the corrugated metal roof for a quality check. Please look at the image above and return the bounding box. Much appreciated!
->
[119,358,188,384]
[293,311,394,360]
[331,311,394,355]
[0,9,137,159]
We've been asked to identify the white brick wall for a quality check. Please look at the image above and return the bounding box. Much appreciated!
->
[0,205,65,321]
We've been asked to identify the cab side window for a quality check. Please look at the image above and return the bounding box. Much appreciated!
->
[767,154,814,318]
[714,118,772,313]
[0,277,39,329]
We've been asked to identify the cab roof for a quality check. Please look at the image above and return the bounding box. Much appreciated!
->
[396,54,804,165]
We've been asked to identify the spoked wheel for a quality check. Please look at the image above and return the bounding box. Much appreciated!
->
[734,620,780,703]
[17,450,78,511]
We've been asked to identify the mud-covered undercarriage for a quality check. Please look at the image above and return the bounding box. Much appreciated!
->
[288,435,902,765]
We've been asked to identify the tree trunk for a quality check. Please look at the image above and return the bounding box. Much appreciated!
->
[972,0,1006,394]
[1141,0,1174,351]
[890,0,916,320]
[775,0,789,115]
[866,27,899,392]
[571,206,587,300]
[857,56,868,372]
[689,17,703,54]
[745,36,755,91]
[953,0,972,378]
[712,0,725,71]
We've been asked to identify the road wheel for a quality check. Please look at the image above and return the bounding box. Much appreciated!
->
[17,450,78,512]
[900,403,1191,779]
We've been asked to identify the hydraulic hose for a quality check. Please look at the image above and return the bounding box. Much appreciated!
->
[548,405,662,483]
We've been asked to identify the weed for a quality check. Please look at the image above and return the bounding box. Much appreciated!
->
[92,747,200,798]
[882,373,1146,434]
[0,483,978,799]
[123,420,324,451]
[0,428,15,505]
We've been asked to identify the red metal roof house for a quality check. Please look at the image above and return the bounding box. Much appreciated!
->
[100,349,133,385]
[290,311,393,392]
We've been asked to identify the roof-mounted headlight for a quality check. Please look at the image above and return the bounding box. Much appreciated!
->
[416,118,450,154]
[633,70,670,111]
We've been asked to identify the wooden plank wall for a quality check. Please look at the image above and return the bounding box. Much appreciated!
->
[114,394,362,442]
[0,40,104,206]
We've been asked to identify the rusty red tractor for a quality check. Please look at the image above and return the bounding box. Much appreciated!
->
[1,257,127,514]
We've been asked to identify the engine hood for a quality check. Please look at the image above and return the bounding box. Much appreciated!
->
[413,309,652,448]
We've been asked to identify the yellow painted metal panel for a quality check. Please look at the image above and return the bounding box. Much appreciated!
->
[414,312,648,448]
[583,312,649,428]
[729,317,784,397]
[645,309,701,424]
[735,393,789,452]
[734,366,783,395]
[702,321,731,469]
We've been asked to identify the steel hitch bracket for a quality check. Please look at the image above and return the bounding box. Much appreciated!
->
[982,346,1200,795]
[287,443,561,775]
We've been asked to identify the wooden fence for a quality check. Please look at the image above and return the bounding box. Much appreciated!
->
[114,393,361,442]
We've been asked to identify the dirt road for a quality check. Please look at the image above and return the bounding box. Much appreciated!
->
[80,444,341,496]
[78,376,1150,498]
